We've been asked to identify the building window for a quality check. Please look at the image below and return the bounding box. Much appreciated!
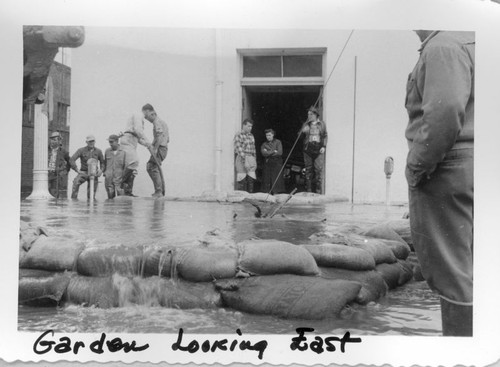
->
[242,54,323,78]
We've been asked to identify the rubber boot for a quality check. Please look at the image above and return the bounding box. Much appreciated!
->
[237,179,247,191]
[440,298,473,336]
[147,165,164,197]
[246,176,255,193]
[121,169,136,196]
[305,179,312,193]
[71,183,79,199]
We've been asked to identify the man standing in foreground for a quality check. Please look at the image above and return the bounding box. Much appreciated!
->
[70,135,104,199]
[47,131,71,198]
[405,30,474,336]
[142,104,169,198]
[234,118,257,192]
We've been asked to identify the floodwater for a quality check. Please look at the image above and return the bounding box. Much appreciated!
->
[18,198,441,336]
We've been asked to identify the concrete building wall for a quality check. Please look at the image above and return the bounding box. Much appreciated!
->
[70,28,420,203]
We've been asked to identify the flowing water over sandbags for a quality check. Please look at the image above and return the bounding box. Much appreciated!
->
[237,240,319,276]
[301,243,376,271]
[19,235,86,271]
[318,267,388,305]
[142,245,173,277]
[76,245,145,277]
[64,274,221,309]
[216,274,361,319]
[19,271,72,306]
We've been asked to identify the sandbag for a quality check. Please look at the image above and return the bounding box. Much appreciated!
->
[348,235,397,265]
[359,224,406,244]
[301,243,376,271]
[76,245,144,277]
[319,267,387,305]
[216,274,361,319]
[19,236,86,271]
[375,261,413,289]
[308,231,353,246]
[143,246,173,277]
[19,222,47,252]
[237,240,319,276]
[397,260,414,286]
[379,239,411,260]
[19,268,57,279]
[173,245,238,282]
[19,272,72,306]
[65,275,119,308]
[386,219,412,246]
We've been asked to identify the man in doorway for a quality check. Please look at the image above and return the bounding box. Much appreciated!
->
[300,106,328,194]
[103,134,127,199]
[70,135,104,199]
[234,118,257,192]
[47,131,71,198]
[405,30,474,336]
[142,104,169,198]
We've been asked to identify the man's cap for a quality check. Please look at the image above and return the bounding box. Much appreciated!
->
[107,134,120,141]
[308,106,320,116]
[85,135,96,142]
[142,103,155,111]
[49,131,61,139]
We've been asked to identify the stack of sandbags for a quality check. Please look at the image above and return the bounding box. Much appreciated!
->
[306,229,414,295]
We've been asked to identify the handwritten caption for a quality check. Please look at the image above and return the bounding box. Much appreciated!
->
[33,327,362,360]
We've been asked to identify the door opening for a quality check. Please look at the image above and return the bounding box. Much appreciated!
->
[241,85,324,194]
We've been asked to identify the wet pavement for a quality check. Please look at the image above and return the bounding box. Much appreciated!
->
[18,197,441,336]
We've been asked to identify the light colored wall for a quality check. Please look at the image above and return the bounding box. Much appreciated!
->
[70,27,216,199]
[70,27,419,203]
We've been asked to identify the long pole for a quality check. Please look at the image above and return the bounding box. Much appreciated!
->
[351,56,357,204]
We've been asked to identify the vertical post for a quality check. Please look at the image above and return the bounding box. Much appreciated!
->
[214,29,223,192]
[351,56,357,204]
[384,156,394,206]
[26,103,51,200]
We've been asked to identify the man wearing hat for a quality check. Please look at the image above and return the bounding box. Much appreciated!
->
[47,131,71,198]
[69,135,104,199]
[102,134,127,199]
[299,106,328,194]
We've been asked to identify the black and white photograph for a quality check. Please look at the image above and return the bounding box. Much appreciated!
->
[1,0,500,366]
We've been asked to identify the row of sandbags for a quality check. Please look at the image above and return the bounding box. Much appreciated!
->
[18,218,417,319]
[188,190,348,205]
[18,269,221,309]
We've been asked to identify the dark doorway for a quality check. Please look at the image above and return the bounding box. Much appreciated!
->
[242,85,323,193]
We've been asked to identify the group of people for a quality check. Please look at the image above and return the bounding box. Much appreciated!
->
[47,104,169,200]
[234,106,328,195]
